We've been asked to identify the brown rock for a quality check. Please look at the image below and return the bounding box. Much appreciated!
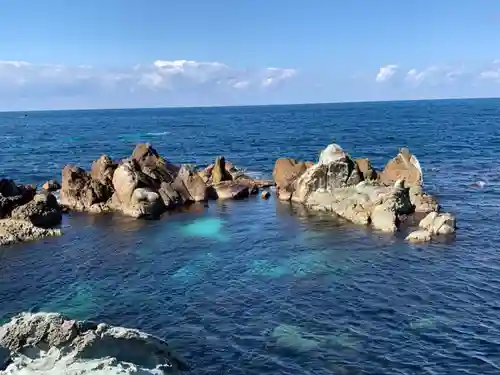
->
[60,165,112,212]
[212,156,233,184]
[380,148,422,186]
[91,155,117,187]
[272,158,311,201]
[132,143,179,183]
[355,158,377,181]
[174,165,208,202]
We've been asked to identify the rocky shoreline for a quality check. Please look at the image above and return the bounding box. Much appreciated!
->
[0,142,456,245]
[0,312,188,373]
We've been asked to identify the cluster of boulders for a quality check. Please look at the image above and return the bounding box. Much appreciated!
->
[0,179,62,245]
[60,143,273,219]
[273,143,456,242]
[0,312,188,373]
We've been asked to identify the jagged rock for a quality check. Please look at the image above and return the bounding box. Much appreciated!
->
[0,312,188,373]
[380,147,422,186]
[212,156,233,184]
[261,190,271,199]
[10,192,62,227]
[60,165,113,212]
[213,181,250,200]
[132,143,179,183]
[0,180,36,218]
[42,179,61,192]
[419,211,456,235]
[174,165,208,202]
[370,180,414,232]
[0,219,62,245]
[273,158,311,201]
[292,144,362,203]
[409,185,440,213]
[90,154,117,187]
[406,229,433,243]
[355,158,377,181]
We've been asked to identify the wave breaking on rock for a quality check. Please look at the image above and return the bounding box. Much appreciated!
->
[0,312,188,374]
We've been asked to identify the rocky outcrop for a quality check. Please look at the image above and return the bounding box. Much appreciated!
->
[0,312,188,373]
[174,165,209,202]
[10,192,62,227]
[132,143,179,183]
[0,180,36,218]
[212,156,233,184]
[355,158,377,181]
[60,165,113,213]
[292,144,362,203]
[274,143,451,235]
[380,147,422,186]
[110,159,166,218]
[273,158,311,201]
[0,219,62,245]
[90,154,117,187]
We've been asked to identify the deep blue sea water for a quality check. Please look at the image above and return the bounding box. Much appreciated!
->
[1,100,500,374]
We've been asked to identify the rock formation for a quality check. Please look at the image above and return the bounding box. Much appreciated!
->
[0,312,188,373]
[380,147,422,186]
[0,179,62,245]
[273,143,456,236]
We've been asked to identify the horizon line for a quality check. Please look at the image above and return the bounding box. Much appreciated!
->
[2,96,500,114]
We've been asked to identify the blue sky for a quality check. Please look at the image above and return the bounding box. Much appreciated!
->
[1,0,500,110]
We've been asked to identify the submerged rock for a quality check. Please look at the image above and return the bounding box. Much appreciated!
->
[0,312,188,374]
[406,229,433,243]
[0,219,62,245]
[261,190,271,199]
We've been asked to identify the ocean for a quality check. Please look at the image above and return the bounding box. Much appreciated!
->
[1,99,500,374]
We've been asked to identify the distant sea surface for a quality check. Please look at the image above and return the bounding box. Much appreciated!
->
[1,100,500,374]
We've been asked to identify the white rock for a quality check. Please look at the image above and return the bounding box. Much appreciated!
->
[406,229,433,243]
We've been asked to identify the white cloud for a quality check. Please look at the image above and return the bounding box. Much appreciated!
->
[375,64,398,83]
[0,59,297,98]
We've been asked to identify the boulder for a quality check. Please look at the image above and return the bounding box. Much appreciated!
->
[355,158,377,181]
[261,190,271,199]
[60,165,113,212]
[42,179,61,192]
[272,158,311,201]
[212,156,233,184]
[0,219,62,245]
[111,159,165,218]
[132,143,179,183]
[158,181,187,209]
[293,144,362,203]
[10,192,62,227]
[0,312,188,373]
[213,182,250,200]
[380,148,422,186]
[419,211,456,235]
[0,180,36,218]
[90,154,117,187]
[409,185,440,213]
[174,165,208,202]
[370,180,414,232]
[406,229,433,243]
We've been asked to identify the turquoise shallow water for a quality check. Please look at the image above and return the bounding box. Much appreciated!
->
[1,100,500,374]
